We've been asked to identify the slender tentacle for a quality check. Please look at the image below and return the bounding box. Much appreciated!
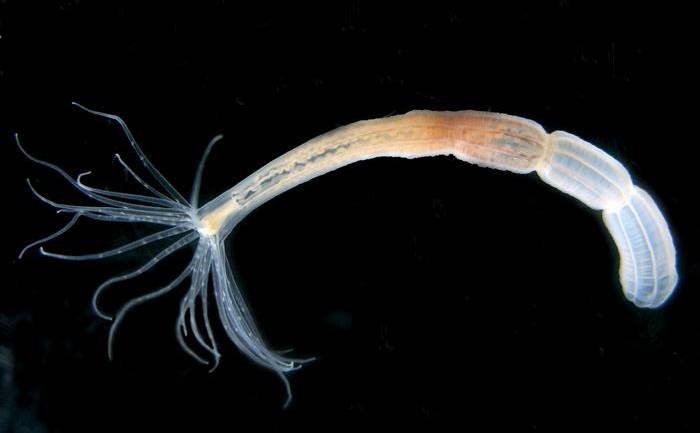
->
[184,247,221,364]
[76,171,185,209]
[112,153,190,210]
[175,320,209,365]
[108,238,202,360]
[200,272,221,372]
[40,225,191,260]
[78,211,188,226]
[191,134,223,209]
[176,243,219,365]
[16,134,183,214]
[71,102,190,206]
[92,232,198,320]
[18,213,82,259]
[174,294,207,363]
[26,180,188,223]
[74,171,183,212]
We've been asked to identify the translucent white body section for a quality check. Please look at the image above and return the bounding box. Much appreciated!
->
[535,131,677,307]
[603,187,678,308]
[537,131,634,210]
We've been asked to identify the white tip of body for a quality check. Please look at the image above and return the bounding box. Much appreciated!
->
[603,187,678,308]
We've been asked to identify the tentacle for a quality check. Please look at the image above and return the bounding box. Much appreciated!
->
[112,153,189,209]
[16,133,183,214]
[40,225,191,261]
[191,134,223,209]
[221,243,308,369]
[76,171,186,209]
[92,232,198,321]
[176,244,220,365]
[279,371,293,409]
[18,212,81,259]
[26,179,187,222]
[210,240,309,406]
[191,270,218,363]
[80,211,189,226]
[201,281,221,372]
[175,243,210,365]
[108,238,203,360]
[175,310,209,365]
[73,171,181,212]
[72,102,190,206]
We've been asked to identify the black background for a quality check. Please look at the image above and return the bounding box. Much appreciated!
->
[2,1,698,431]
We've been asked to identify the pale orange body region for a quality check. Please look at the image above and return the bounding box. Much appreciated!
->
[198,110,550,236]
[441,111,549,173]
[302,109,550,169]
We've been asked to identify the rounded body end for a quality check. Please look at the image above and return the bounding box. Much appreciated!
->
[603,187,678,308]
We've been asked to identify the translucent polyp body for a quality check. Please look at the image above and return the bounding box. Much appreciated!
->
[20,105,679,407]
